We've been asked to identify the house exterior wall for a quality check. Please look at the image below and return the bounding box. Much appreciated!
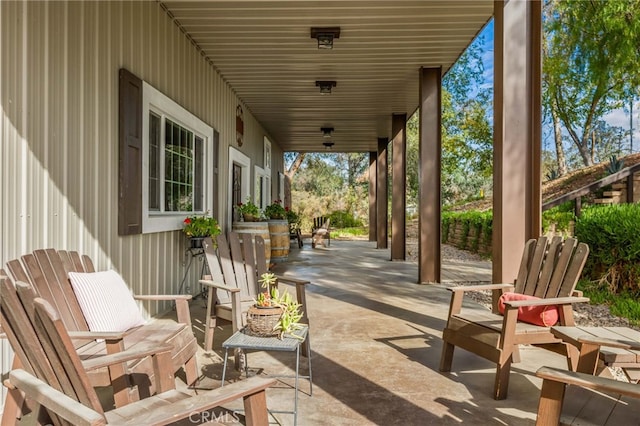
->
[0,0,283,406]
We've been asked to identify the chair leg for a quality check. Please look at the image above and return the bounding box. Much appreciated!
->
[1,388,24,426]
[204,316,217,352]
[243,387,270,426]
[439,341,455,372]
[494,357,512,400]
[184,355,199,386]
[535,379,565,426]
[512,345,521,363]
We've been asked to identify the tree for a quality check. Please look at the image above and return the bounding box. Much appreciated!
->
[406,34,493,207]
[544,0,640,167]
[441,36,493,205]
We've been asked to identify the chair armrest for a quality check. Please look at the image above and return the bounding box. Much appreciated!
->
[134,295,193,326]
[503,296,589,308]
[536,366,640,399]
[68,331,126,342]
[275,275,310,286]
[9,369,105,426]
[448,283,514,293]
[199,279,241,293]
[577,335,640,351]
[81,344,174,372]
[134,294,193,301]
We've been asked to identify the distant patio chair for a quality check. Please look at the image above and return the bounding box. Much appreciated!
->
[311,217,330,248]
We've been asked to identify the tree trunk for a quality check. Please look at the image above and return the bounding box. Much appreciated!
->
[284,153,306,210]
[285,153,306,179]
[551,106,568,175]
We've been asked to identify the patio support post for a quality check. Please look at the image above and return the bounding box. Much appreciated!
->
[418,67,442,283]
[376,138,389,249]
[391,113,407,260]
[369,152,378,242]
[493,0,542,283]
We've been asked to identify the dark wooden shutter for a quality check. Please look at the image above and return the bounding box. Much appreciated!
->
[118,69,143,235]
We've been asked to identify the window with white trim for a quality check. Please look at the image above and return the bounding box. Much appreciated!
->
[254,165,271,210]
[142,82,214,233]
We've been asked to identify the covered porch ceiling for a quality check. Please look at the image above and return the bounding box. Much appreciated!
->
[161,1,494,153]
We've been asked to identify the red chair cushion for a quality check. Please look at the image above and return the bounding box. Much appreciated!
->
[498,292,559,327]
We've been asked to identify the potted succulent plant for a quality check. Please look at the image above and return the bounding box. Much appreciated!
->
[182,213,221,248]
[247,272,304,339]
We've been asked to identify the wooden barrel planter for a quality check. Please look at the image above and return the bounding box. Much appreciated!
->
[268,219,290,263]
[232,221,271,268]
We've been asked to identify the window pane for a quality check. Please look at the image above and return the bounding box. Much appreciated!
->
[194,136,203,211]
[163,118,196,212]
[148,112,161,211]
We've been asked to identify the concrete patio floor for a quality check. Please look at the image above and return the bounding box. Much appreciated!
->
[180,239,639,425]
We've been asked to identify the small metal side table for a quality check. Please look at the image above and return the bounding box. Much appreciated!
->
[221,326,312,426]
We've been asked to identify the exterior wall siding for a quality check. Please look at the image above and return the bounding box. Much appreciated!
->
[0,0,283,407]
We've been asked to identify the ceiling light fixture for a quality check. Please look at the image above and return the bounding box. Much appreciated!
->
[323,142,335,150]
[321,127,334,138]
[310,27,341,49]
[315,80,336,94]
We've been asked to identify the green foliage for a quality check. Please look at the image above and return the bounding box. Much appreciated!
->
[289,153,369,232]
[235,198,260,217]
[328,210,363,228]
[546,169,560,181]
[264,199,287,220]
[331,227,368,238]
[544,0,640,167]
[575,204,640,293]
[406,35,493,207]
[182,213,221,238]
[542,203,575,235]
[285,208,300,225]
[605,154,625,175]
[577,279,640,324]
[441,210,492,255]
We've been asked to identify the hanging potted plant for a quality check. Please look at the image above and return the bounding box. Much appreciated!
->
[182,213,221,248]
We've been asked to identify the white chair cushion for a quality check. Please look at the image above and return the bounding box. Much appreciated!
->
[68,270,146,333]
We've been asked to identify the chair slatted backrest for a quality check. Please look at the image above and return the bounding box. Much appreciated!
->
[202,237,231,305]
[513,236,589,299]
[0,278,106,425]
[5,249,90,332]
[204,232,268,305]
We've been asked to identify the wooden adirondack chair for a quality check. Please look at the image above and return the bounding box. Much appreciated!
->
[0,277,275,426]
[200,232,310,353]
[535,335,640,425]
[311,217,330,248]
[439,236,590,400]
[3,249,199,409]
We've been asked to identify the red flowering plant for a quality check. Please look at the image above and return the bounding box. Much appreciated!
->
[264,199,287,220]
[235,198,260,218]
[182,213,221,238]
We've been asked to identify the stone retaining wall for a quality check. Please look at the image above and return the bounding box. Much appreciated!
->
[443,220,574,257]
